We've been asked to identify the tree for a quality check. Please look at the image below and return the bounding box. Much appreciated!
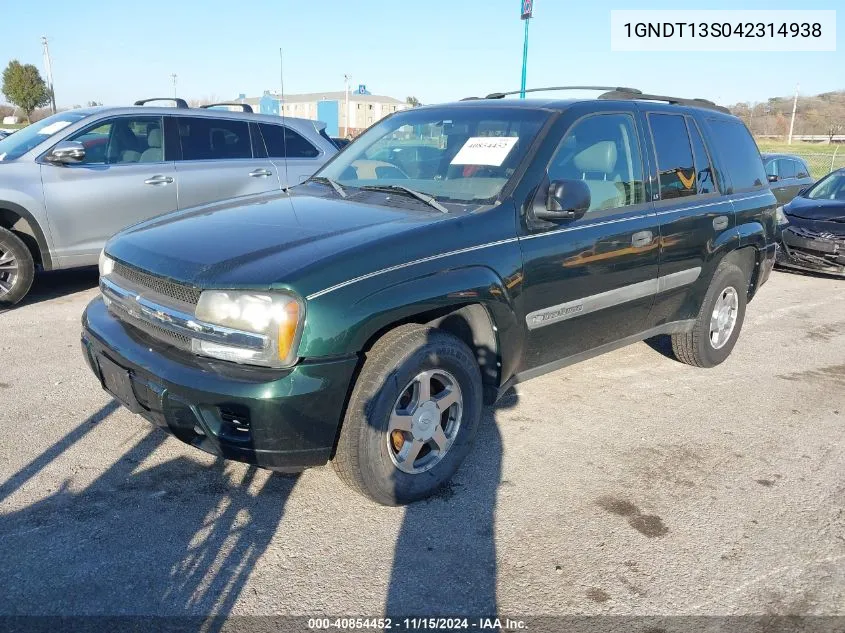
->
[406,96,421,107]
[1,60,50,123]
[86,100,102,107]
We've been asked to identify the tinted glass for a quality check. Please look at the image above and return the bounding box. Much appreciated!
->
[795,160,810,179]
[260,124,319,159]
[68,116,164,165]
[649,113,696,199]
[778,159,796,179]
[687,118,718,194]
[705,119,766,192]
[250,123,267,158]
[548,113,646,213]
[805,172,845,201]
[177,117,251,161]
[317,106,550,204]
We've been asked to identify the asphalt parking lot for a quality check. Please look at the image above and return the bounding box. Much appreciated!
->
[0,267,843,620]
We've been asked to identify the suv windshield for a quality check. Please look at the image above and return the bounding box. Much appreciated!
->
[315,106,550,204]
[0,111,89,162]
[804,171,845,201]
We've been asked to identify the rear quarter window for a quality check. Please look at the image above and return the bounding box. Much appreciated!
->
[704,119,766,193]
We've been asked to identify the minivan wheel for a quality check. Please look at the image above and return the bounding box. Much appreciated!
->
[0,227,35,307]
[671,261,748,368]
[332,323,483,505]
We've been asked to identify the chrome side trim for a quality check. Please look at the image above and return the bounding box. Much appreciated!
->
[101,277,267,350]
[525,266,701,330]
[305,238,520,300]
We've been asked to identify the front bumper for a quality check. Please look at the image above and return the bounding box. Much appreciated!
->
[81,297,358,471]
[777,227,845,276]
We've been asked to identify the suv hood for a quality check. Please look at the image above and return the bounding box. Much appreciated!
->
[106,189,453,290]
[784,196,845,222]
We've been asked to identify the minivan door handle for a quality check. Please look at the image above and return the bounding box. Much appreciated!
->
[631,230,653,248]
[249,169,273,178]
[144,175,173,185]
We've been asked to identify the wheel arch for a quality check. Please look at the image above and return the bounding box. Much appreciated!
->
[0,203,52,270]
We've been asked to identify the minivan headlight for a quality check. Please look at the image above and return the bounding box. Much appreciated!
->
[98,249,114,276]
[193,290,304,367]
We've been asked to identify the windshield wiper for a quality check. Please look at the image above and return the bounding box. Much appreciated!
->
[360,185,449,214]
[309,176,347,198]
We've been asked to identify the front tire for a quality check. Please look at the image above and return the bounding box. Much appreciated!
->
[332,324,483,505]
[671,260,748,368]
[0,227,35,307]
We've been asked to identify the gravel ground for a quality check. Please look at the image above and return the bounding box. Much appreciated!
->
[0,267,843,622]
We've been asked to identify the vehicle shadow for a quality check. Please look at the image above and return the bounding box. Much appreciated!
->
[11,266,99,310]
[0,399,299,628]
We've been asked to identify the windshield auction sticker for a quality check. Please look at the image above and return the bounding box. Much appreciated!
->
[451,137,519,166]
[610,10,836,51]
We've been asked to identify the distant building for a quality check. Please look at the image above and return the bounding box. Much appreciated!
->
[236,85,409,137]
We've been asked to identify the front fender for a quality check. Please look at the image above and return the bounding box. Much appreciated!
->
[299,264,524,379]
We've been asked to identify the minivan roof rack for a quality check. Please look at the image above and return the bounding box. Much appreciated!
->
[483,86,641,100]
[134,97,189,109]
[598,89,730,114]
[199,102,254,113]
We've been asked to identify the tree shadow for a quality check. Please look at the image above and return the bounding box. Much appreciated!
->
[385,376,517,619]
[0,400,297,629]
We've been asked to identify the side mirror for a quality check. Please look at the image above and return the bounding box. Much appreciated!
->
[767,174,779,183]
[534,179,591,222]
[45,141,86,164]
[798,186,809,196]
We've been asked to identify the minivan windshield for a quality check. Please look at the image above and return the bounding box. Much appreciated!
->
[803,171,845,201]
[0,111,88,162]
[314,106,550,204]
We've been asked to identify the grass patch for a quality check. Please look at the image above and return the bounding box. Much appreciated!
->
[756,140,843,156]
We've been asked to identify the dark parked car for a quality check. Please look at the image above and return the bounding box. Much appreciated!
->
[81,87,777,504]
[778,168,845,276]
[331,137,351,150]
[762,153,814,204]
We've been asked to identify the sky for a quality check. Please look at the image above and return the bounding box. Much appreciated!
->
[1,0,842,109]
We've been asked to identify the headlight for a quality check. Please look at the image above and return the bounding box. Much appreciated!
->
[775,206,789,226]
[193,290,304,367]
[98,250,114,276]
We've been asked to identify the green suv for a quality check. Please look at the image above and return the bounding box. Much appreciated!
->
[81,88,778,505]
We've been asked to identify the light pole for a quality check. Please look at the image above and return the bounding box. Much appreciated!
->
[171,73,177,99]
[520,0,533,98]
[41,36,56,113]
[787,83,799,145]
[344,74,351,136]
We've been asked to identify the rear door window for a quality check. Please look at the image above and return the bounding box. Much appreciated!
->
[259,124,320,159]
[704,119,766,193]
[795,160,811,179]
[687,118,718,195]
[648,113,696,199]
[176,117,252,161]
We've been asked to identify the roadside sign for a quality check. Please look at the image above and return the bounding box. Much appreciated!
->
[521,0,533,20]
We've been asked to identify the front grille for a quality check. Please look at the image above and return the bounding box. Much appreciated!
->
[113,262,201,305]
[108,300,192,351]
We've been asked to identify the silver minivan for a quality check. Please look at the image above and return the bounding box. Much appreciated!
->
[0,99,337,305]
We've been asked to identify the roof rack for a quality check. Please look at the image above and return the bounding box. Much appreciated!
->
[598,89,729,113]
[134,97,189,109]
[199,102,254,113]
[483,86,642,100]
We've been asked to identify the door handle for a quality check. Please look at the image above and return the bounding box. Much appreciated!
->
[249,169,273,178]
[631,230,653,248]
[713,215,729,231]
[144,175,173,185]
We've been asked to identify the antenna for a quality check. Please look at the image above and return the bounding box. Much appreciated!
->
[279,47,289,189]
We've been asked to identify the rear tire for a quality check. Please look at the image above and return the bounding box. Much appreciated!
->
[0,227,35,307]
[671,260,748,368]
[332,324,483,505]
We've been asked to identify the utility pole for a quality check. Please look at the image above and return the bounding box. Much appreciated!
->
[344,74,350,136]
[171,73,177,98]
[788,83,799,145]
[520,0,533,98]
[41,36,56,114]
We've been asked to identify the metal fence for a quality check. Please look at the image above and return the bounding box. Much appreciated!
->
[786,149,845,180]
